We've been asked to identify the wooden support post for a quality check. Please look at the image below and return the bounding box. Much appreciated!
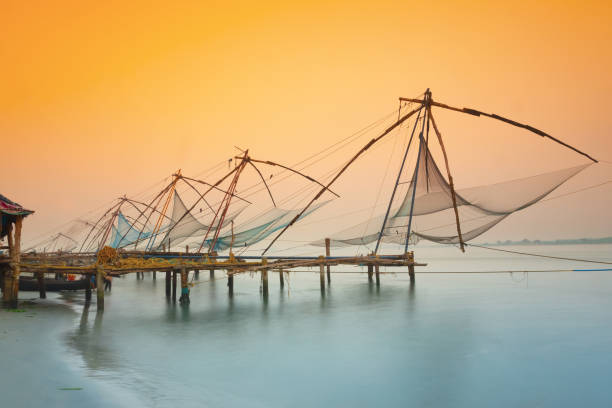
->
[165,271,171,297]
[172,270,177,301]
[85,276,92,302]
[408,264,415,283]
[209,251,216,278]
[375,263,380,286]
[96,266,104,310]
[227,273,234,295]
[1,264,10,303]
[261,258,268,297]
[325,238,331,284]
[37,270,46,299]
[153,271,156,280]
[367,264,373,282]
[179,267,190,304]
[279,269,284,289]
[12,217,22,303]
[319,255,325,291]
[2,218,22,307]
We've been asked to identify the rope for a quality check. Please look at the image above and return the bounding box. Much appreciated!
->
[466,243,612,265]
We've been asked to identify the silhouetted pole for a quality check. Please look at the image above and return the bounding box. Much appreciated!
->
[179,267,190,304]
[37,270,46,299]
[172,270,177,301]
[325,238,331,284]
[261,258,268,297]
[319,256,325,291]
[96,266,104,310]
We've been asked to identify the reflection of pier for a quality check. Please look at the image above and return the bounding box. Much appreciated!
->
[16,250,423,310]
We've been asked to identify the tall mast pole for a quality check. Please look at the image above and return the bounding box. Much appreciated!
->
[405,89,430,252]
[373,104,424,254]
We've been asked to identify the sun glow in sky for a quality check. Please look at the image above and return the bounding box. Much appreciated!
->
[2,0,611,244]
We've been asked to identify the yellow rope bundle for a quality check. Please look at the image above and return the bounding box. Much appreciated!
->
[96,246,119,265]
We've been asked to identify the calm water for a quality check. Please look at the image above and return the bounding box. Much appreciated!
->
[2,244,612,407]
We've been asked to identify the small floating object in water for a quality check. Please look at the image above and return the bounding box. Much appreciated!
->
[58,387,83,391]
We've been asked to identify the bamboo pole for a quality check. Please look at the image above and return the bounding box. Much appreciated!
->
[279,268,284,288]
[428,106,465,251]
[398,97,598,163]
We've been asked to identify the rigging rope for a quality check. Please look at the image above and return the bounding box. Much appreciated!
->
[465,243,612,265]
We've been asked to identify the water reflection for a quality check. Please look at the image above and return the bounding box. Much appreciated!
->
[65,304,120,374]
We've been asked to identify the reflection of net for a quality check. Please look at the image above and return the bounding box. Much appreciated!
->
[314,145,590,247]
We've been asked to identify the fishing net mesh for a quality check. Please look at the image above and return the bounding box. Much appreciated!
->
[315,141,590,248]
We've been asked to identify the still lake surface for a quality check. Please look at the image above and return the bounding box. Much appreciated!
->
[2,244,612,407]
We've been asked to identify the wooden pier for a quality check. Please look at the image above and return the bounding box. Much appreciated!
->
[3,248,424,310]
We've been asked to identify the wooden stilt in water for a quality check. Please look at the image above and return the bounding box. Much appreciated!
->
[172,271,177,301]
[179,267,190,304]
[209,251,216,278]
[227,273,234,295]
[261,258,268,297]
[2,218,22,307]
[153,271,156,280]
[165,271,171,297]
[279,268,284,289]
[368,265,373,282]
[319,256,325,291]
[37,270,46,299]
[375,263,380,286]
[408,264,415,283]
[325,238,331,284]
[96,266,104,310]
[85,276,92,302]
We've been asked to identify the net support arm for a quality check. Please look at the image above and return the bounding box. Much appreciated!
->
[427,105,465,252]
[262,105,423,255]
[399,97,598,163]
[245,160,277,207]
[245,158,341,198]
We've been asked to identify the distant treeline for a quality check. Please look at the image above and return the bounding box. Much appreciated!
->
[482,237,612,246]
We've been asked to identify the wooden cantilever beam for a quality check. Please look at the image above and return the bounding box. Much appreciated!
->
[245,160,277,207]
[399,97,598,163]
[245,158,341,198]
[262,105,423,255]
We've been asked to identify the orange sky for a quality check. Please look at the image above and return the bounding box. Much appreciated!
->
[2,0,611,244]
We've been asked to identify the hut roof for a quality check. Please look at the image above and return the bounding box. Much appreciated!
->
[1,194,34,239]
[0,194,33,216]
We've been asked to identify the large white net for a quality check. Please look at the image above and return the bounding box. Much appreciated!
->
[314,142,590,248]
